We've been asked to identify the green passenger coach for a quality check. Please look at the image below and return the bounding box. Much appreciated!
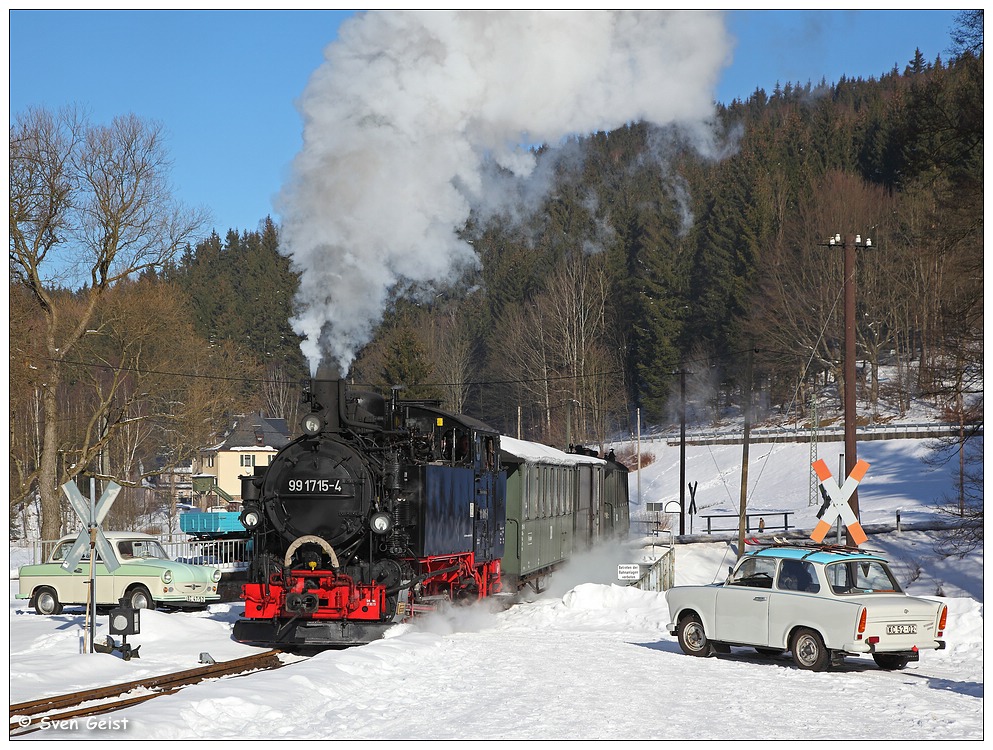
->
[499,437,630,592]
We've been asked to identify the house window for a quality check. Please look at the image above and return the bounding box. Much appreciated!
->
[240,454,255,467]
[207,456,214,468]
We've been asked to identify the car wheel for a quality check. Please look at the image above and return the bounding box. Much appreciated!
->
[790,627,830,671]
[676,614,714,657]
[33,587,63,616]
[873,653,911,670]
[126,585,156,611]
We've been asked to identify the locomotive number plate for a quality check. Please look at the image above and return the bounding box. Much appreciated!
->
[886,624,916,635]
[287,479,343,493]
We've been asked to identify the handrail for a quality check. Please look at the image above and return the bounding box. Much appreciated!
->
[628,531,675,592]
[628,421,977,446]
[14,536,250,572]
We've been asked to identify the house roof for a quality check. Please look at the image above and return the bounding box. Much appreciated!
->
[214,414,292,452]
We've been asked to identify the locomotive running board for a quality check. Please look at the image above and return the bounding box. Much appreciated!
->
[233,618,396,649]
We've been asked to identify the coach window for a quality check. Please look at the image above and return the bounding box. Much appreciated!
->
[545,469,550,517]
[528,466,536,519]
[527,466,536,519]
[538,466,548,518]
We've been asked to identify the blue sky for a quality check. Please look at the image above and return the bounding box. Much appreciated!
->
[9,9,965,237]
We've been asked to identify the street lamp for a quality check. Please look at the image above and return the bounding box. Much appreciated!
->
[821,232,872,545]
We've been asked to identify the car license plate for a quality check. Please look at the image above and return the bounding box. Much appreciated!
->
[186,595,206,603]
[886,624,917,635]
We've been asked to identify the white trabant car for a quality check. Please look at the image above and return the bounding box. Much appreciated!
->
[665,543,947,671]
[17,532,222,615]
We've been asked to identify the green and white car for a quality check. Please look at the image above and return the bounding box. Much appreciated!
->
[17,532,222,614]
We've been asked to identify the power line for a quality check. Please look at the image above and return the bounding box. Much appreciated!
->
[40,355,626,390]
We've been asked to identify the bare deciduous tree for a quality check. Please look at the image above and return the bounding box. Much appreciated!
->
[492,253,622,448]
[10,107,208,539]
[432,306,477,413]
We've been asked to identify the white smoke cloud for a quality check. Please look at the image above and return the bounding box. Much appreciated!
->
[278,10,733,374]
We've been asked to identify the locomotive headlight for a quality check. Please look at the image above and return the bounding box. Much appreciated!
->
[302,413,323,436]
[240,508,261,530]
[370,512,393,535]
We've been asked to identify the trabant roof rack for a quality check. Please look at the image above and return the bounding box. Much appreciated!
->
[743,536,883,557]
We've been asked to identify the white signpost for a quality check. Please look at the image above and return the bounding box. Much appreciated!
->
[61,479,122,653]
[617,564,641,582]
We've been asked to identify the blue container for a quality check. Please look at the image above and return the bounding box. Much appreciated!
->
[180,510,245,536]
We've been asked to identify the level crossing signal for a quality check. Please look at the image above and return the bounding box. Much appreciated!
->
[59,480,123,573]
[810,459,869,547]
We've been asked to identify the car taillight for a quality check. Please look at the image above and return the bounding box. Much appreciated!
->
[857,607,867,637]
[937,605,947,637]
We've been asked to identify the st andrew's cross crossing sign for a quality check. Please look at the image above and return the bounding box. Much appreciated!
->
[810,459,869,547]
[59,480,123,573]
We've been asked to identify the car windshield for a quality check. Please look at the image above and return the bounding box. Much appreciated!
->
[825,559,903,594]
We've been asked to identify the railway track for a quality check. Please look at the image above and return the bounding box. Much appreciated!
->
[9,649,289,737]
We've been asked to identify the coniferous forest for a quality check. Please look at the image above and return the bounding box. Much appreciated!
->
[10,13,983,538]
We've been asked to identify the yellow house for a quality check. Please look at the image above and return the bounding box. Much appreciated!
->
[194,415,291,508]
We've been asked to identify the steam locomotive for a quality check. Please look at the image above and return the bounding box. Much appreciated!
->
[232,368,628,648]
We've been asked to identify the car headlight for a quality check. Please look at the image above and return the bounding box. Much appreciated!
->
[211,568,222,583]
[301,413,323,436]
[161,569,173,584]
[370,512,393,535]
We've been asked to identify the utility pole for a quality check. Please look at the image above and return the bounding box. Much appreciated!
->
[737,348,753,556]
[842,233,859,531]
[636,407,641,514]
[821,232,872,546]
[678,369,688,536]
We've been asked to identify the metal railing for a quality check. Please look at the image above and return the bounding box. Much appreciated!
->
[631,421,973,447]
[697,511,795,535]
[15,536,250,573]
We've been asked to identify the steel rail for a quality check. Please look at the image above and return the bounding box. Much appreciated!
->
[9,649,287,736]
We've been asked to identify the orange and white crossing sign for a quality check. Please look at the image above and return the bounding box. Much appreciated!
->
[810,459,869,546]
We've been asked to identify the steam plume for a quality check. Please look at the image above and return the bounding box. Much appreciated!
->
[278,11,732,374]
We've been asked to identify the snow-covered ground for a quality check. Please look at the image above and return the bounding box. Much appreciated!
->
[8,436,983,739]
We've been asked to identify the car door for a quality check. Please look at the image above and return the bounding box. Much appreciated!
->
[713,556,777,646]
[45,541,90,604]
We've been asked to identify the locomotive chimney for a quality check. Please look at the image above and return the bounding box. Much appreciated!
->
[311,361,343,433]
